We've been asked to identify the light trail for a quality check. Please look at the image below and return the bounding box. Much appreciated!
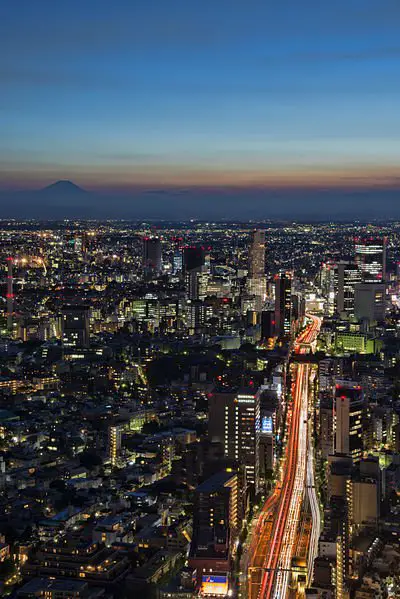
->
[247,314,321,599]
[273,365,309,598]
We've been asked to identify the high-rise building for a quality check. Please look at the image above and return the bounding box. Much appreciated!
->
[355,237,387,282]
[334,382,364,463]
[184,246,208,301]
[274,273,292,339]
[183,246,206,272]
[142,237,162,274]
[259,411,275,488]
[208,387,261,493]
[319,358,343,393]
[319,394,334,459]
[171,236,184,274]
[109,424,122,467]
[6,257,14,333]
[61,305,90,349]
[248,230,265,278]
[354,282,386,322]
[247,230,266,308]
[189,469,238,595]
[261,310,275,340]
[334,262,362,317]
[320,261,336,316]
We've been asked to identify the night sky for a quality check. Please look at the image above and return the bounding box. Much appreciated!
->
[1,0,400,217]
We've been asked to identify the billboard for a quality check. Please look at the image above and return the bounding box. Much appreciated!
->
[201,574,228,596]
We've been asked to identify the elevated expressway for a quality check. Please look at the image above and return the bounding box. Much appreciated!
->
[247,315,321,599]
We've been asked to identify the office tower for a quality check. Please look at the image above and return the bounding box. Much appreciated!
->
[184,246,208,301]
[261,310,275,340]
[247,230,266,308]
[319,358,343,393]
[142,237,162,274]
[109,424,122,466]
[189,470,238,594]
[319,394,334,459]
[320,261,336,316]
[172,237,184,274]
[208,387,260,492]
[291,292,305,323]
[355,236,387,282]
[274,273,292,339]
[354,282,386,322]
[334,262,362,317]
[61,304,90,349]
[347,473,379,535]
[259,412,275,488]
[334,382,364,463]
[248,229,265,278]
[183,246,205,272]
[6,257,14,333]
[189,299,208,331]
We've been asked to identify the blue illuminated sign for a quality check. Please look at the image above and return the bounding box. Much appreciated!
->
[262,416,273,434]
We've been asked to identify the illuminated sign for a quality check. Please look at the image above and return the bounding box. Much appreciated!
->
[201,575,228,596]
[261,416,273,434]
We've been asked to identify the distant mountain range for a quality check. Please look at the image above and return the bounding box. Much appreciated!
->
[0,180,399,220]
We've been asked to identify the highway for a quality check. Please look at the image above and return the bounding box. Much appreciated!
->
[306,422,321,587]
[273,364,308,598]
[247,314,321,599]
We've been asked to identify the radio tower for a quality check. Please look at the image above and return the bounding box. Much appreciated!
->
[6,257,14,333]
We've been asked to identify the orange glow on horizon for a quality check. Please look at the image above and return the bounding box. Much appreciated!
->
[1,162,400,191]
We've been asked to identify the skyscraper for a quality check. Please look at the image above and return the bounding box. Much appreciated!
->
[6,257,14,333]
[334,262,362,317]
[247,230,266,307]
[274,273,292,339]
[208,387,260,492]
[320,261,336,316]
[183,246,206,272]
[248,229,265,279]
[61,304,90,349]
[354,283,386,322]
[334,382,364,463]
[355,237,387,283]
[142,237,162,274]
[183,246,208,301]
[172,237,184,274]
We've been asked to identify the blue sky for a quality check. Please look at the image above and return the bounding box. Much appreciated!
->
[1,0,400,190]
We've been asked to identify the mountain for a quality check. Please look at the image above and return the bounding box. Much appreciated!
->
[41,180,87,195]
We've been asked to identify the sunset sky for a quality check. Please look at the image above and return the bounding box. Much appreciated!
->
[1,0,400,194]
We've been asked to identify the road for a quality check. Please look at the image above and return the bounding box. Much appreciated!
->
[247,315,321,599]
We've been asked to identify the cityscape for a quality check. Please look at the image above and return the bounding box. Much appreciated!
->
[2,1,400,598]
[0,219,398,599]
